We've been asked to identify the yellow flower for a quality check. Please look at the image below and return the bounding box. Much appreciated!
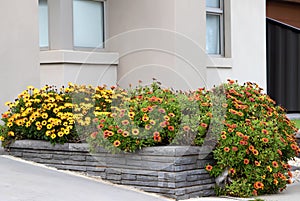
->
[35,121,41,127]
[41,113,48,119]
[57,132,64,137]
[64,129,70,135]
[7,122,13,127]
[46,124,52,129]
[0,136,4,141]
[42,120,47,126]
[50,134,56,139]
[8,131,14,136]
[25,122,31,127]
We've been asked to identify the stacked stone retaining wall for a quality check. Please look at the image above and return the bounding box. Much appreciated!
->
[8,140,215,200]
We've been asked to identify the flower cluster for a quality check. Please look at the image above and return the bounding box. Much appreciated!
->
[205,80,299,197]
[87,82,211,152]
[0,83,112,146]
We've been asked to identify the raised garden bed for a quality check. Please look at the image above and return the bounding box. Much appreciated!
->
[8,140,215,200]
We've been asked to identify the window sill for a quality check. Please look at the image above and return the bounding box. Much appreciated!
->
[206,56,232,69]
[40,50,119,65]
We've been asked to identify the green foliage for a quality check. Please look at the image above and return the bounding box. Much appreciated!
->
[205,80,299,197]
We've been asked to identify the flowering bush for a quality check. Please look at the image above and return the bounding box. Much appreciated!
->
[87,82,212,153]
[205,80,300,197]
[0,83,112,146]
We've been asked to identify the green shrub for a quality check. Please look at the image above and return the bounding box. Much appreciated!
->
[205,80,299,197]
[87,82,212,153]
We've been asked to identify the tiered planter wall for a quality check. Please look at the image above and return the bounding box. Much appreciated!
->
[8,140,215,200]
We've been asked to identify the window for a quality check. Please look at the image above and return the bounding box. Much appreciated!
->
[206,0,223,55]
[73,0,105,48]
[39,0,49,48]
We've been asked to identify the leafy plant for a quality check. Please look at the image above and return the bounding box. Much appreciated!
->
[205,80,299,197]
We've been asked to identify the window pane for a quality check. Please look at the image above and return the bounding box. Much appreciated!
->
[73,0,104,48]
[39,0,49,47]
[206,0,220,8]
[206,14,220,54]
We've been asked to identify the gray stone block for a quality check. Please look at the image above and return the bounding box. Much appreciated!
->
[106,168,121,175]
[9,151,23,157]
[107,174,122,181]
[136,175,158,182]
[86,166,106,172]
[68,143,89,152]
[70,155,86,161]
[53,154,70,160]
[121,174,137,180]
[121,180,158,187]
[174,156,197,165]
[22,152,52,159]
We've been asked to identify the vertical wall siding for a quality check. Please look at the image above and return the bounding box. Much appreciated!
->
[267,18,300,112]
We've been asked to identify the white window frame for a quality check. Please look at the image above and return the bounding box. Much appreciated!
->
[39,0,50,50]
[206,0,224,56]
[72,0,106,50]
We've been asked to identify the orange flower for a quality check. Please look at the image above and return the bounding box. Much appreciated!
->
[221,135,227,140]
[243,135,250,141]
[142,115,149,122]
[222,103,228,108]
[228,128,234,133]
[168,126,175,131]
[224,147,230,152]
[132,128,139,135]
[277,149,282,156]
[254,181,264,190]
[121,120,129,125]
[113,140,121,147]
[1,113,8,118]
[117,129,123,134]
[153,132,161,142]
[90,132,98,139]
[244,159,250,165]
[205,165,213,171]
[262,129,269,134]
[291,144,298,150]
[249,145,255,151]
[262,138,269,143]
[183,126,190,131]
[122,131,129,137]
[252,149,259,155]
[272,161,279,168]
[255,161,261,166]
[228,79,235,84]
[221,131,226,135]
[253,190,258,196]
[141,108,148,112]
[288,171,293,178]
[236,132,244,137]
[229,168,236,175]
[168,113,175,117]
[273,179,279,185]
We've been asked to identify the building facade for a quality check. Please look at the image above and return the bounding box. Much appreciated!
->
[0,0,266,114]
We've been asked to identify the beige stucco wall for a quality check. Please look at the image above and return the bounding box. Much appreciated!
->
[107,0,266,90]
[0,0,40,115]
[207,0,267,89]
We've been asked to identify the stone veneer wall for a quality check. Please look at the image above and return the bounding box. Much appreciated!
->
[8,140,215,200]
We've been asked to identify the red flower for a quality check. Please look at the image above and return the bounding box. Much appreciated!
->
[200,123,208,128]
[255,161,261,166]
[232,146,238,152]
[122,120,129,125]
[117,129,123,134]
[90,132,98,139]
[221,135,227,140]
[205,165,213,171]
[243,135,250,141]
[253,190,258,196]
[262,129,269,134]
[249,145,255,151]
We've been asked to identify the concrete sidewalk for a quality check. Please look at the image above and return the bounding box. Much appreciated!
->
[1,155,300,201]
